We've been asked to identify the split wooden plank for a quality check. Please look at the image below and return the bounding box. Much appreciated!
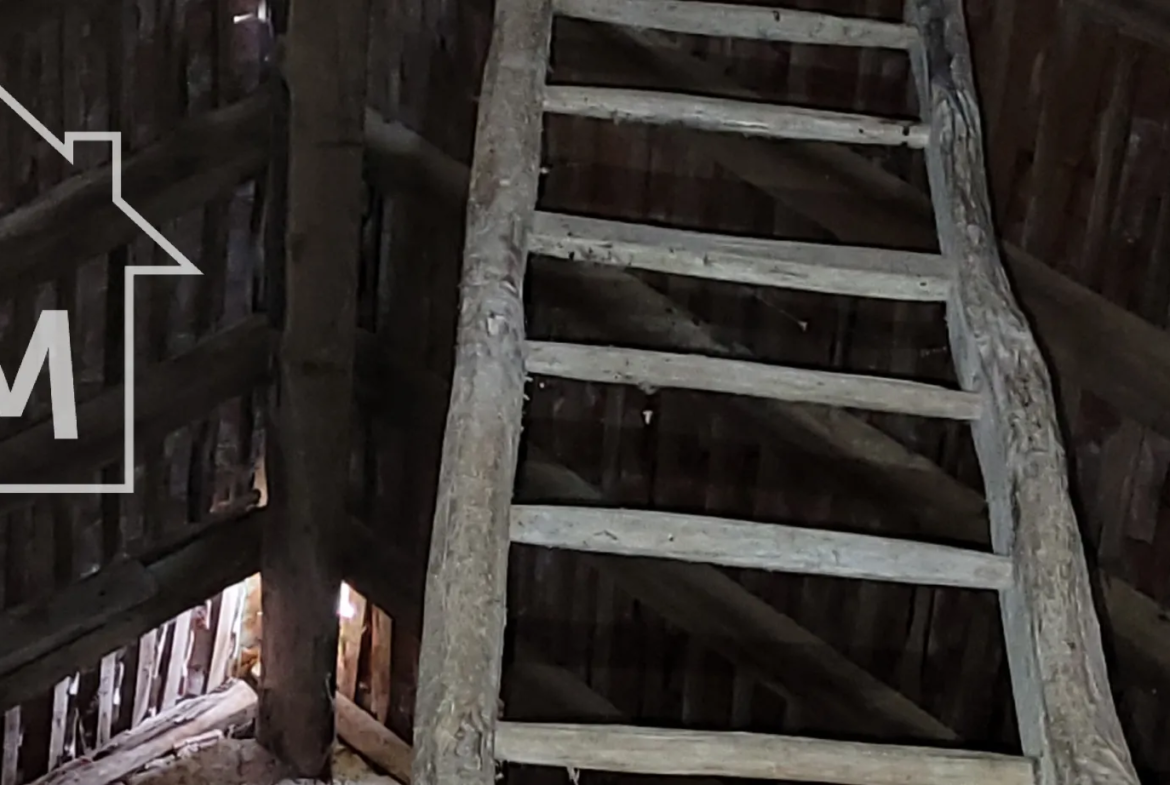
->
[526,341,981,419]
[97,653,119,746]
[47,679,69,771]
[161,612,193,710]
[544,86,930,147]
[552,0,917,48]
[529,211,951,301]
[411,0,553,784]
[132,632,158,726]
[258,0,370,776]
[510,505,1012,589]
[906,5,1140,785]
[31,680,257,785]
[368,610,393,724]
[208,582,244,691]
[494,723,1034,785]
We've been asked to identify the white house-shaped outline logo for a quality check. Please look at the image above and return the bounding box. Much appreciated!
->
[0,84,203,494]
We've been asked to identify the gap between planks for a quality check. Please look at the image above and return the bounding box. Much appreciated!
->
[525,341,981,419]
[510,505,1013,589]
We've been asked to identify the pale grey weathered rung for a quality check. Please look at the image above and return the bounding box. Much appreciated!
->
[494,722,1036,785]
[553,0,917,50]
[511,505,1013,590]
[543,86,930,148]
[525,341,981,420]
[530,211,952,301]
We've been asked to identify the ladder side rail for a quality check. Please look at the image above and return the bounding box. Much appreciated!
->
[906,3,1139,785]
[411,0,554,782]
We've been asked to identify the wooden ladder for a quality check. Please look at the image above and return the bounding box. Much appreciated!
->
[413,3,1139,785]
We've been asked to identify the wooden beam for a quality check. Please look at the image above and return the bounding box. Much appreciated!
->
[258,0,369,776]
[529,211,953,301]
[0,94,269,295]
[552,0,918,48]
[336,693,413,784]
[544,86,930,146]
[0,503,263,712]
[30,680,257,785]
[907,5,1138,785]
[526,341,983,419]
[510,505,1013,589]
[411,0,552,784]
[493,723,1034,785]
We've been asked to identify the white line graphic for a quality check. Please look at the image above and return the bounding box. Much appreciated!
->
[0,84,203,494]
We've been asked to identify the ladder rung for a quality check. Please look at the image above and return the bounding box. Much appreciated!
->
[553,0,917,49]
[525,342,982,420]
[510,505,1012,589]
[530,211,951,301]
[494,723,1036,785]
[543,86,930,147]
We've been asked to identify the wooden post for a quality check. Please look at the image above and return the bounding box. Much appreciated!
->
[411,0,553,784]
[905,3,1139,785]
[256,0,369,777]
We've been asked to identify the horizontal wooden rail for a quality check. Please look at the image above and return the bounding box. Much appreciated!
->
[494,723,1036,785]
[543,86,930,147]
[525,341,981,419]
[530,211,951,301]
[510,505,1013,589]
[552,0,917,48]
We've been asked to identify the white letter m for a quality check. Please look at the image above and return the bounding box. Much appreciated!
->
[0,310,78,439]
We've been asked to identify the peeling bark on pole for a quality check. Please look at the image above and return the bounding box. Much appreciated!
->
[906,3,1139,785]
[410,0,553,784]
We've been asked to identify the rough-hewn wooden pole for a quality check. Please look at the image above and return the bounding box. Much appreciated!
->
[411,0,552,783]
[906,4,1139,785]
[257,0,369,777]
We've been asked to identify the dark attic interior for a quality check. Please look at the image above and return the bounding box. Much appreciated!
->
[1,0,1169,782]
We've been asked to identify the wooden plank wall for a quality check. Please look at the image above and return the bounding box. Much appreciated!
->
[0,579,253,785]
[0,1,269,782]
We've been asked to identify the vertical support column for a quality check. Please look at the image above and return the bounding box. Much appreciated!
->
[906,4,1138,785]
[411,0,553,783]
[257,0,370,777]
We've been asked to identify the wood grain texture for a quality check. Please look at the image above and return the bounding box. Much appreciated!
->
[257,0,370,776]
[494,723,1034,785]
[526,341,981,419]
[510,504,1012,589]
[545,86,931,146]
[530,211,952,301]
[411,0,553,784]
[906,4,1139,785]
[553,0,917,48]
[336,693,413,783]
